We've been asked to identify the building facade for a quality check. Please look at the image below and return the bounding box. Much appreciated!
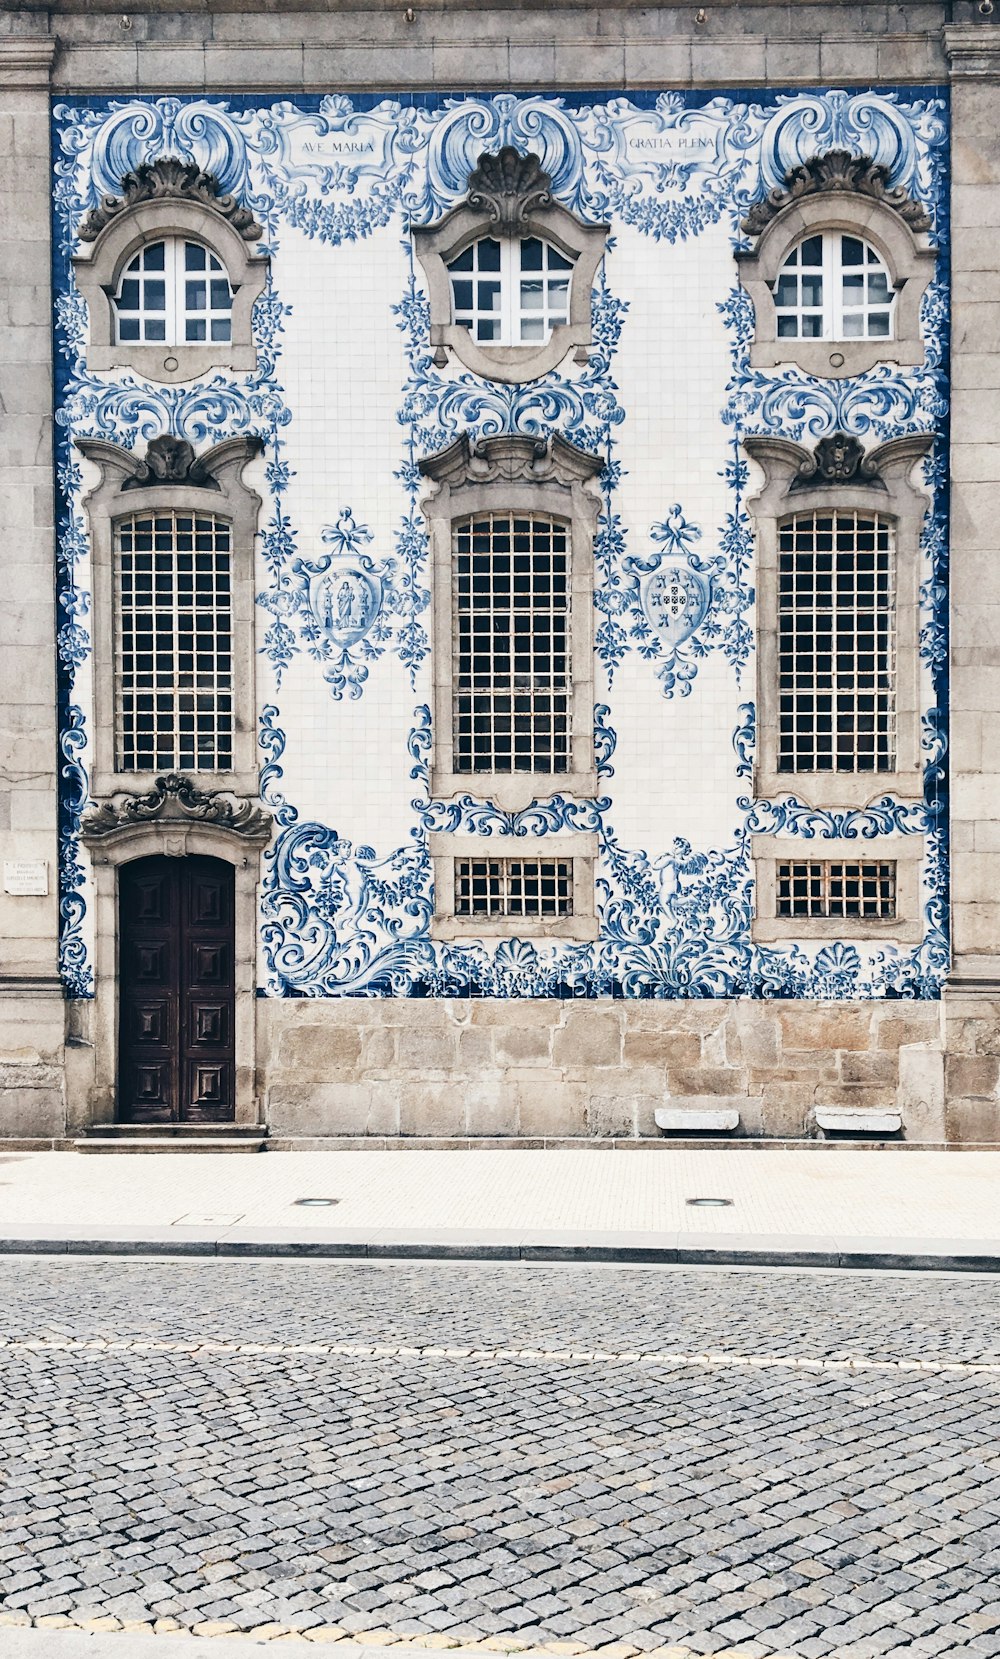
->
[2,0,1000,1144]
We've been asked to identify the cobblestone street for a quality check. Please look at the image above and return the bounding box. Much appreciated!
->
[1,1260,999,1658]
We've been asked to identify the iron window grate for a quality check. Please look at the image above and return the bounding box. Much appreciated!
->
[455,857,574,919]
[776,860,897,920]
[777,509,895,774]
[453,511,570,775]
[115,511,233,773]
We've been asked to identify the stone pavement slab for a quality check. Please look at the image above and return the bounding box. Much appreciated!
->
[0,1148,999,1270]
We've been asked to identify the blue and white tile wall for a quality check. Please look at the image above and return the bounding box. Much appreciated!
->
[51,86,950,1002]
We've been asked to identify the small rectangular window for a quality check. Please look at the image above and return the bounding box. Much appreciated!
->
[777,510,895,775]
[776,860,897,920]
[114,511,233,773]
[452,511,569,776]
[454,857,574,920]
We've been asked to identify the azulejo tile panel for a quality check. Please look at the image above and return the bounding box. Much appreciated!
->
[50,86,950,1001]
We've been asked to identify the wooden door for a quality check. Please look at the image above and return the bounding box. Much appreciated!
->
[118,855,235,1123]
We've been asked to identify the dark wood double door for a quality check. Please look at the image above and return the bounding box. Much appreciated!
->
[118,856,236,1123]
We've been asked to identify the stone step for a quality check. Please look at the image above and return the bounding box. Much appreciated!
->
[75,1126,268,1153]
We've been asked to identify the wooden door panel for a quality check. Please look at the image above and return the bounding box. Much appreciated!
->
[118,855,235,1124]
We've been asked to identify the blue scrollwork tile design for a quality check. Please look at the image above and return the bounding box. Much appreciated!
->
[51,84,949,1002]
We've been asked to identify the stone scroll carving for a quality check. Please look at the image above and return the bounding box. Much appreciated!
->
[78,157,263,243]
[81,774,273,846]
[419,430,604,489]
[465,147,555,233]
[741,149,933,238]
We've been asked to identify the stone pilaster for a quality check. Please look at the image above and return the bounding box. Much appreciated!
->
[0,36,66,1135]
[942,28,1000,1134]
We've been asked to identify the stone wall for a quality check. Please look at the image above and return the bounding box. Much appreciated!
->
[259,998,952,1143]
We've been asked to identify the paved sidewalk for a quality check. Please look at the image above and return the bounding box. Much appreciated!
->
[1,1147,1000,1270]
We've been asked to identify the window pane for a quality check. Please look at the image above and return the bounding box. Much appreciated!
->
[520,237,544,271]
[841,236,865,266]
[184,242,207,270]
[800,235,823,264]
[143,241,165,271]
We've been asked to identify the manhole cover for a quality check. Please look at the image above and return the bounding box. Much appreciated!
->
[686,1197,734,1208]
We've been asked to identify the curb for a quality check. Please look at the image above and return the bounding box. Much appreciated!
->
[1,1231,1000,1273]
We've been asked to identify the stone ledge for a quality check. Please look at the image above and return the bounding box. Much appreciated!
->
[654,1103,741,1134]
[815,1107,904,1135]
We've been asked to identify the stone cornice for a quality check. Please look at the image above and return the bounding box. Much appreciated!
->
[0,38,56,89]
[944,26,1000,78]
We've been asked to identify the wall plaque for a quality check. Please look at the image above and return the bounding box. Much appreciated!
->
[3,861,49,897]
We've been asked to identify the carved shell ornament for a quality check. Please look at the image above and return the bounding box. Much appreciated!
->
[82,774,272,844]
[741,148,933,239]
[77,156,263,243]
[120,435,219,491]
[790,432,881,490]
[465,146,554,233]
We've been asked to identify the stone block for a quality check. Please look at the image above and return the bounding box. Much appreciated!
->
[621,1030,700,1069]
[946,1053,1000,1101]
[815,1107,902,1135]
[456,1026,494,1069]
[0,1084,63,1137]
[654,1104,740,1133]
[395,1027,460,1072]
[777,1007,874,1052]
[813,1083,898,1110]
[267,1082,396,1137]
[471,999,561,1026]
[398,1083,465,1138]
[515,1077,587,1138]
[494,1026,550,1067]
[944,1096,1000,1145]
[586,1094,638,1139]
[464,1080,517,1138]
[277,1023,362,1078]
[667,1066,745,1097]
[898,1043,946,1142]
[551,1009,621,1069]
[839,1051,898,1085]
[360,1028,396,1070]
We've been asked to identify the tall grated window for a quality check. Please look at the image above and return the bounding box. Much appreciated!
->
[453,511,569,774]
[455,857,574,919]
[778,510,895,773]
[776,860,897,920]
[115,512,233,772]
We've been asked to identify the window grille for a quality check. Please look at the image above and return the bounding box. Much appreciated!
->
[115,512,233,773]
[773,233,894,341]
[776,860,897,920]
[113,239,234,346]
[778,510,895,774]
[448,237,574,345]
[453,512,569,775]
[455,857,574,919]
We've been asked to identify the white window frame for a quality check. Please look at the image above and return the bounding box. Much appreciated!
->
[448,236,574,347]
[774,232,895,344]
[112,237,234,349]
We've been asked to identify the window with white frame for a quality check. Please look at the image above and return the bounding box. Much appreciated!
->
[453,510,569,775]
[773,233,894,342]
[447,236,574,346]
[455,856,574,920]
[778,510,895,775]
[776,859,897,921]
[114,511,233,773]
[113,238,234,346]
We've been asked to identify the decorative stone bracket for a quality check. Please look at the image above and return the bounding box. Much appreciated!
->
[740,149,932,240]
[419,430,605,491]
[77,156,263,244]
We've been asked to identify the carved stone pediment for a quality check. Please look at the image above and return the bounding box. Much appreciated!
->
[76,433,262,498]
[744,430,932,496]
[741,149,933,239]
[120,435,219,491]
[81,774,272,848]
[465,147,554,234]
[78,157,263,243]
[419,431,604,489]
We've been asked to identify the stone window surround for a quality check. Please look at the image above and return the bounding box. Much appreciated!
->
[412,150,609,385]
[73,197,268,385]
[737,192,936,381]
[419,431,602,811]
[752,833,924,945]
[79,822,267,1127]
[743,432,932,811]
[75,434,263,803]
[429,831,599,941]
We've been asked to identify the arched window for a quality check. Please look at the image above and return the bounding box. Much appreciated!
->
[447,237,575,346]
[113,238,235,347]
[773,234,894,342]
